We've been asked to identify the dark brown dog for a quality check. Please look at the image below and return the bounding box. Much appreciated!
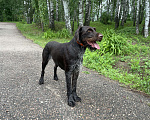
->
[39,26,103,107]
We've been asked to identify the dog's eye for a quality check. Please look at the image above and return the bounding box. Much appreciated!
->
[87,29,93,33]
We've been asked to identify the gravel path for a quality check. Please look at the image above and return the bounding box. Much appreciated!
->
[0,22,150,120]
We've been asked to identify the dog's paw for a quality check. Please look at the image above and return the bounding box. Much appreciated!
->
[39,78,44,85]
[73,93,81,102]
[74,96,81,102]
[68,95,76,107]
[68,100,76,107]
[54,76,58,81]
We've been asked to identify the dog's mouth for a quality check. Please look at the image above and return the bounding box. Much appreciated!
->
[87,41,100,49]
[86,33,103,49]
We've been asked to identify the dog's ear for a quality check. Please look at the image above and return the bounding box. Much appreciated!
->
[75,26,82,42]
[93,27,96,31]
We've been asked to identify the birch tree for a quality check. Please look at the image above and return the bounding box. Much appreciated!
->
[132,0,136,26]
[84,0,91,26]
[56,0,59,21]
[121,0,126,26]
[125,0,129,23]
[62,0,72,34]
[115,0,120,29]
[38,0,47,31]
[144,0,149,37]
[79,0,83,27]
[50,0,55,30]
[136,0,140,34]
[107,0,110,16]
[47,0,51,27]
[139,0,145,24]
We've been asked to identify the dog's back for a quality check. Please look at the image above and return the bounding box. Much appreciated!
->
[43,41,69,70]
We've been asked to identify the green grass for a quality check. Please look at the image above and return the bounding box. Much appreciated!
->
[16,22,70,48]
[16,21,150,95]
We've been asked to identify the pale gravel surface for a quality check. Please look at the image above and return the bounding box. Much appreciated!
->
[0,22,150,120]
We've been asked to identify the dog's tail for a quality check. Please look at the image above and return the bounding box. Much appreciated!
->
[39,45,51,85]
[42,45,51,62]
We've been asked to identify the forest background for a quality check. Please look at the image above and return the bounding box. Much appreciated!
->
[0,0,150,95]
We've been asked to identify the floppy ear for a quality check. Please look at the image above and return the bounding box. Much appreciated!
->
[75,26,82,42]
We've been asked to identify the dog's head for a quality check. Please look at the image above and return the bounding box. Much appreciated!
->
[75,26,103,50]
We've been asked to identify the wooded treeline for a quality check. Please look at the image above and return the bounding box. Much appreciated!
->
[0,0,149,37]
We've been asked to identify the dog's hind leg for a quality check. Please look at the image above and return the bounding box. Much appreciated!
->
[39,48,50,85]
[54,64,58,80]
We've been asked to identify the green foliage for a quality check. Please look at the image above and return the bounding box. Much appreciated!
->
[82,71,90,74]
[83,50,115,72]
[0,0,24,21]
[83,27,150,95]
[101,12,110,25]
[100,29,131,55]
[129,58,141,72]
[116,27,143,35]
[42,28,71,39]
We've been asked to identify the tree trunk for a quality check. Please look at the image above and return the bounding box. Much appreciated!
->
[136,0,140,34]
[149,7,150,27]
[133,0,136,26]
[97,1,101,21]
[100,0,102,21]
[84,0,91,26]
[139,0,145,24]
[79,0,83,27]
[91,0,95,22]
[107,0,110,16]
[110,0,113,22]
[41,21,44,32]
[121,0,125,26]
[47,0,51,27]
[56,0,59,21]
[115,0,120,29]
[124,0,129,23]
[144,0,149,37]
[50,0,55,30]
[62,0,72,35]
[118,1,122,22]
[72,10,76,31]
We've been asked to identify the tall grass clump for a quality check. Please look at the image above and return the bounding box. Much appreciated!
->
[99,29,132,55]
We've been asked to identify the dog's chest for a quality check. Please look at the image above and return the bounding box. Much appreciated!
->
[70,52,84,72]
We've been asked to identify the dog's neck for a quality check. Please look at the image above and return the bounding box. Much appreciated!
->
[70,37,86,54]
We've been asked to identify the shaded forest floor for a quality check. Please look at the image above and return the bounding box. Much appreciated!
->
[16,21,150,95]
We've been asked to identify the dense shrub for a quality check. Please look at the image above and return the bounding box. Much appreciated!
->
[99,29,132,55]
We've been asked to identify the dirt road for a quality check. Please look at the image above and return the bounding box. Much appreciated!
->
[0,22,150,119]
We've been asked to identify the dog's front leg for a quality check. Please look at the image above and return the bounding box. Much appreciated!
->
[72,71,81,102]
[65,71,75,107]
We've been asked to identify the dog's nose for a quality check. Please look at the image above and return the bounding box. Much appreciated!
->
[98,34,103,39]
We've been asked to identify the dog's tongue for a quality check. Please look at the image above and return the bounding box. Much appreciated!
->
[87,41,100,49]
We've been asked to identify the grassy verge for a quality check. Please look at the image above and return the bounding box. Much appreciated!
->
[16,21,150,95]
